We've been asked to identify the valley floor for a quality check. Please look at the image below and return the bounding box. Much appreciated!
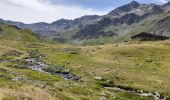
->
[0,40,170,100]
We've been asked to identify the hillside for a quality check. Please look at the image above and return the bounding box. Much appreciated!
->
[0,23,38,42]
[1,1,170,100]
[1,32,170,99]
[1,20,170,100]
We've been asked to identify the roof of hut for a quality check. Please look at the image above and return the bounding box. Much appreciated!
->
[130,32,169,39]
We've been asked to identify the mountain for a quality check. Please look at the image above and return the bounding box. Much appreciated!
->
[162,1,170,11]
[107,1,140,17]
[73,18,116,39]
[107,1,163,17]
[147,12,170,36]
[73,1,167,41]
[73,13,141,39]
[0,15,102,42]
[1,1,170,44]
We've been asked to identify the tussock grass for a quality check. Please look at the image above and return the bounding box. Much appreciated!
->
[1,37,170,99]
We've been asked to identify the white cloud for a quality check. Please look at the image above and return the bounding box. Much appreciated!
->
[0,0,108,23]
[153,0,169,4]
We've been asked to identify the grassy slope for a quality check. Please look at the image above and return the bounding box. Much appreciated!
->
[1,24,170,99]
[0,40,156,100]
[0,24,38,42]
[0,24,60,99]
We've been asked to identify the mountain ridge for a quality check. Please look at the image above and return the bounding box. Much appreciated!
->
[1,1,170,44]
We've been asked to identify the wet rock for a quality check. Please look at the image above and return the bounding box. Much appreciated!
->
[94,77,103,80]
[100,92,107,96]
[35,84,45,88]
[56,73,80,81]
[64,69,70,73]
[155,92,160,97]
[0,68,8,72]
[138,90,143,94]
[99,96,106,100]
[12,76,26,81]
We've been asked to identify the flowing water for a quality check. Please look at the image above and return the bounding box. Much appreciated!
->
[24,58,166,100]
[25,58,80,81]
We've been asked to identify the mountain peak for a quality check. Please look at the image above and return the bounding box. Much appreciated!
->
[129,1,140,7]
[130,1,139,4]
[107,1,140,16]
[51,19,71,25]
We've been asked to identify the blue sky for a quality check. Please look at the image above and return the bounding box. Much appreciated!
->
[49,0,168,10]
[0,0,169,23]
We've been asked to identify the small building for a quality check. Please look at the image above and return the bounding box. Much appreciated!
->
[130,32,169,41]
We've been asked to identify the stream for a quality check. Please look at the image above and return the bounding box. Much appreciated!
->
[104,86,165,100]
[24,58,166,100]
[24,58,80,81]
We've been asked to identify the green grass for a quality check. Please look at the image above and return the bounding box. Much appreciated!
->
[0,24,38,42]
[1,24,170,99]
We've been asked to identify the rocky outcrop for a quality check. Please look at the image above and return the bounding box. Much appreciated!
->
[73,13,140,39]
[73,18,117,39]
[107,1,140,17]
[152,15,170,36]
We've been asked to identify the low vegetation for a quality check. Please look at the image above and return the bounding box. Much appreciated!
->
[1,23,170,100]
[1,38,170,99]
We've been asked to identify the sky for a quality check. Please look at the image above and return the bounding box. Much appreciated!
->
[0,0,170,23]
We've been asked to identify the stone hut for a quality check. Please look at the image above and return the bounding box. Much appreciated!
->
[0,26,2,31]
[130,32,169,41]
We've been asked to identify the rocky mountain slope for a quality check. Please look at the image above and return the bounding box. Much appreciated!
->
[0,15,102,42]
[1,1,170,44]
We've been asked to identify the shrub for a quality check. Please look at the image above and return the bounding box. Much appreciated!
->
[2,50,23,57]
[3,97,15,100]
[27,50,44,58]
[0,27,2,31]
[43,66,64,74]
[96,79,115,87]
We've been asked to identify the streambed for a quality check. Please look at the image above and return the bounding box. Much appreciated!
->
[24,58,80,81]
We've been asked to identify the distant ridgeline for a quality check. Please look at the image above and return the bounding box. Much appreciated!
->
[130,32,170,41]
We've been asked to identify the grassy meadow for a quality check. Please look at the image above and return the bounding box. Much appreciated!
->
[1,23,170,100]
[1,38,170,100]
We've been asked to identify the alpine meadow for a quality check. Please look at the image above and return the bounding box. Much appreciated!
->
[1,0,170,100]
